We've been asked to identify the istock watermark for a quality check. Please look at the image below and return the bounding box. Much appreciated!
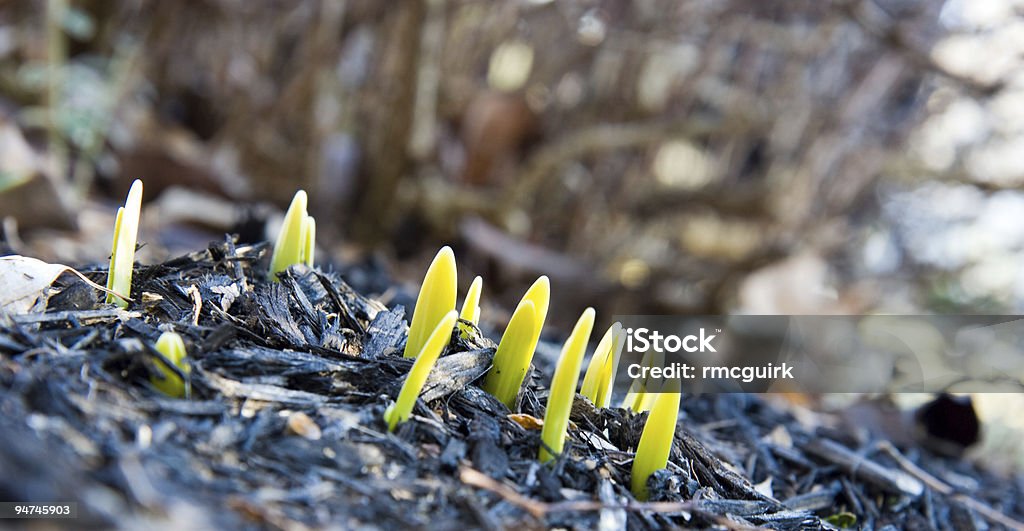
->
[624,327,718,353]
[610,315,1024,394]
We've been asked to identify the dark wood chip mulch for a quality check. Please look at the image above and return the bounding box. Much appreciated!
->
[1,238,1022,530]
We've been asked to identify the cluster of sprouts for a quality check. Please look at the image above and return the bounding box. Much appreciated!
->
[107,187,320,400]
[394,245,680,499]
[107,183,677,500]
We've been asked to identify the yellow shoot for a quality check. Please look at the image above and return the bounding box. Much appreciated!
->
[482,276,550,407]
[636,388,658,412]
[622,350,663,412]
[621,385,641,411]
[539,307,595,463]
[151,331,190,398]
[522,276,550,347]
[482,300,537,407]
[301,216,316,267]
[458,275,483,338]
[404,246,458,358]
[269,190,316,280]
[600,323,625,407]
[106,179,143,307]
[580,323,623,408]
[631,379,681,500]
[384,310,459,431]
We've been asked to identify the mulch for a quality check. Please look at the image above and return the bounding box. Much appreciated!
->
[1,238,1022,530]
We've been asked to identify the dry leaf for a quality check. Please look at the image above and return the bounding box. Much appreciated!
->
[0,255,113,314]
[508,413,544,430]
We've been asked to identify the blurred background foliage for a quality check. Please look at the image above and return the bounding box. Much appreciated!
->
[0,0,1022,323]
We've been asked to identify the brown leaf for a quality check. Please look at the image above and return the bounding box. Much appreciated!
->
[507,413,543,430]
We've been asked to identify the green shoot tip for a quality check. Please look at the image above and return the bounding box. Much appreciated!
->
[403,246,457,359]
[151,331,190,398]
[269,190,316,280]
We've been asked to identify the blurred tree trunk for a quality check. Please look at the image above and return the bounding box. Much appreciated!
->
[351,0,424,244]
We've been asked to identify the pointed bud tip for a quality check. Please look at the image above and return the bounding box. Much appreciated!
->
[126,180,144,204]
[530,275,550,292]
[430,246,457,274]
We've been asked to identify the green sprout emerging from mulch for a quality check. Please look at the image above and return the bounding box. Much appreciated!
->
[268,190,316,280]
[105,179,142,307]
[384,310,458,431]
[150,330,190,398]
[483,276,549,408]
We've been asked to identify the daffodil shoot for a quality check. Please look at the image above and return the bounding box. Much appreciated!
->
[483,300,537,408]
[268,190,316,280]
[631,380,681,500]
[521,276,550,348]
[459,275,483,338]
[151,331,190,398]
[384,310,459,431]
[580,323,623,408]
[482,276,549,407]
[106,179,143,307]
[301,216,315,267]
[622,350,663,412]
[539,307,595,463]
[404,246,457,359]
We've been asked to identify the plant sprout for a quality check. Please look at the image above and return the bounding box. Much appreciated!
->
[268,190,316,280]
[631,379,681,500]
[384,310,459,431]
[520,276,550,343]
[106,179,143,307]
[404,246,457,359]
[621,350,664,412]
[458,275,483,338]
[539,307,595,463]
[482,276,550,407]
[483,300,536,407]
[580,322,623,408]
[302,216,316,266]
[151,331,190,398]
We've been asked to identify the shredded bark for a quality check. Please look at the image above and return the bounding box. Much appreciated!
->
[1,239,1022,529]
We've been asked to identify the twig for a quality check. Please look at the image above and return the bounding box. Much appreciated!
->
[459,466,547,519]
[874,441,951,495]
[11,308,141,325]
[458,466,764,529]
[460,465,699,517]
[953,495,1024,531]
[803,439,923,497]
[877,441,1024,531]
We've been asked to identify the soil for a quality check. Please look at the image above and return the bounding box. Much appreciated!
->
[1,238,1022,530]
